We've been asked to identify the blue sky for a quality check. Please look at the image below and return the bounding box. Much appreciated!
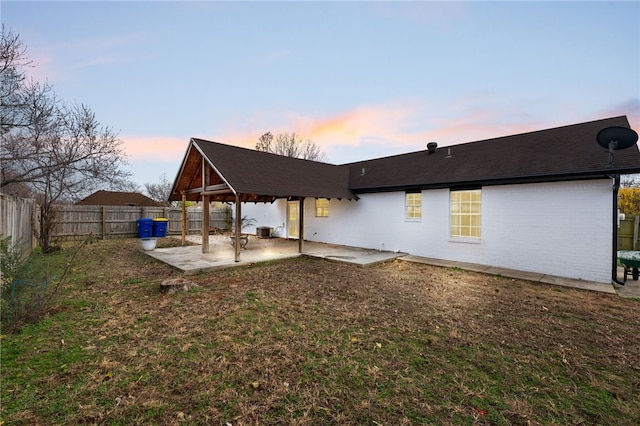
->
[3,0,639,187]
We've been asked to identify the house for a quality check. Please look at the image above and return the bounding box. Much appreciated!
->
[76,190,162,207]
[169,116,640,285]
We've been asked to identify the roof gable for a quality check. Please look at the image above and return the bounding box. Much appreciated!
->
[170,139,355,202]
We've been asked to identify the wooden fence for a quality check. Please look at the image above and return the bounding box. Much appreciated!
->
[49,205,232,241]
[3,193,640,254]
[619,215,640,251]
[0,193,39,259]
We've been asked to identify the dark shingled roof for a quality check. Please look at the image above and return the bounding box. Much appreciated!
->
[170,139,355,202]
[76,190,162,206]
[169,116,640,202]
[347,116,640,192]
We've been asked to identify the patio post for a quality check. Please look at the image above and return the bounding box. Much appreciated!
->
[298,197,305,253]
[202,159,210,253]
[181,192,186,246]
[202,195,210,253]
[235,193,241,262]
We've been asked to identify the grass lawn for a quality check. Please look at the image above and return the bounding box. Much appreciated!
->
[1,237,639,425]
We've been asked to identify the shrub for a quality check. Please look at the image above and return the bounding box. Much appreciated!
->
[0,234,23,293]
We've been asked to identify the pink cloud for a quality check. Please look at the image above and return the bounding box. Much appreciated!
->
[24,32,146,83]
[130,99,637,167]
[23,51,55,82]
[122,136,188,161]
[207,102,563,163]
[211,103,430,158]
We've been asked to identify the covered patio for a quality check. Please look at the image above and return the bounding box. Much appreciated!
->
[168,138,357,262]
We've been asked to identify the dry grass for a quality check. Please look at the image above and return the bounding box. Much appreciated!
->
[2,237,640,425]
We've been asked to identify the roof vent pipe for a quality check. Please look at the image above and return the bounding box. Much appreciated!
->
[427,142,438,154]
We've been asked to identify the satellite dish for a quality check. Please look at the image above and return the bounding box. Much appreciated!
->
[596,126,638,167]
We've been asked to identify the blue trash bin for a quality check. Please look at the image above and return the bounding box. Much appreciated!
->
[137,218,153,238]
[152,218,168,237]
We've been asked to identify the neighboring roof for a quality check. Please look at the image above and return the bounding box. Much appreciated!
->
[347,116,640,192]
[76,190,162,206]
[169,116,640,202]
[169,139,355,202]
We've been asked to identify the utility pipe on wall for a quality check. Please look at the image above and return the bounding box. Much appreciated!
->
[612,175,625,286]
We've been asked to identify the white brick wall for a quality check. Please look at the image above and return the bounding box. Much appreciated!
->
[239,179,614,283]
[481,180,612,283]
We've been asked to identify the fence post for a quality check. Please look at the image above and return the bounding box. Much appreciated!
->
[634,216,639,251]
[101,206,106,239]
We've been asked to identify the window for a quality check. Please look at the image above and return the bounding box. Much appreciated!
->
[405,191,422,220]
[315,198,329,217]
[450,189,481,238]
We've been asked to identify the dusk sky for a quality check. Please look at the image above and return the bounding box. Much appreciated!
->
[3,1,639,187]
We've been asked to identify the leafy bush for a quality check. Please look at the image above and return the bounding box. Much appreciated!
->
[0,234,23,293]
[619,187,640,215]
[1,236,92,332]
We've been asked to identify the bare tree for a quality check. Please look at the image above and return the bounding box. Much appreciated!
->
[621,174,640,188]
[113,180,142,194]
[1,28,131,251]
[255,131,273,153]
[0,24,32,135]
[144,173,173,205]
[256,131,327,162]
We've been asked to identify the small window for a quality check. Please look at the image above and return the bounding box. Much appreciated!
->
[406,191,422,220]
[315,198,329,217]
[450,189,481,238]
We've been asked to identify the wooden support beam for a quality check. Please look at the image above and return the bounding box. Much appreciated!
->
[202,159,210,253]
[235,193,241,262]
[202,195,210,253]
[181,193,187,246]
[201,189,234,196]
[185,183,230,194]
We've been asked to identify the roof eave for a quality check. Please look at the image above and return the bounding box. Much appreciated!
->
[350,170,637,194]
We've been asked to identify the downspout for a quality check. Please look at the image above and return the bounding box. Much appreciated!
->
[612,175,625,286]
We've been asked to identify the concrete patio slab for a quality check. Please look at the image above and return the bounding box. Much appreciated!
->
[301,242,405,267]
[143,235,404,274]
[614,266,640,299]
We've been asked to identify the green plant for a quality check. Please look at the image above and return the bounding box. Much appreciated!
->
[232,216,256,232]
[2,236,91,331]
[0,234,23,293]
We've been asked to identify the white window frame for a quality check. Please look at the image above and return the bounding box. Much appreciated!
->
[450,189,481,239]
[405,191,422,220]
[315,198,329,217]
